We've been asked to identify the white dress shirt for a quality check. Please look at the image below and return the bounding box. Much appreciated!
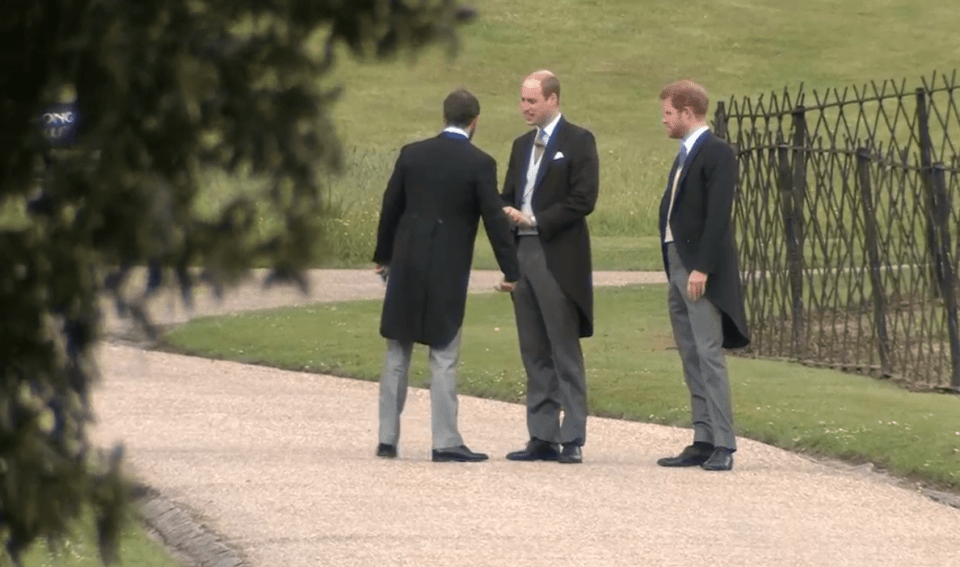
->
[519,113,562,235]
[442,126,471,138]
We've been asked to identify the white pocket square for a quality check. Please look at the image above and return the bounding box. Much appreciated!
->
[553,151,565,160]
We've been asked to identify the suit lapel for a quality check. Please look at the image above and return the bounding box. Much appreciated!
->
[534,117,565,190]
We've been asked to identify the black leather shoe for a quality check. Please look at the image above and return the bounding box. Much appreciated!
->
[701,447,734,471]
[559,445,582,464]
[657,444,714,467]
[376,443,397,458]
[432,445,489,462]
[506,439,560,461]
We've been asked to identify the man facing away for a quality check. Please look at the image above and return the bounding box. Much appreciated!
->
[501,70,599,464]
[656,80,750,472]
[373,89,520,462]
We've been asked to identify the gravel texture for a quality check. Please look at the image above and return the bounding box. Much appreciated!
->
[90,269,960,567]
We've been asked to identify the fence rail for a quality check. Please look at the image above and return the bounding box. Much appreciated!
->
[715,70,960,391]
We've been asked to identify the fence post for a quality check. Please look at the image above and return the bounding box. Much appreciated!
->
[916,87,945,296]
[855,148,892,376]
[714,101,728,140]
[930,165,960,389]
[791,106,808,247]
[777,109,806,358]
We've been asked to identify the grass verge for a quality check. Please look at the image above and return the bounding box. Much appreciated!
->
[470,235,665,272]
[161,284,960,492]
[314,233,667,271]
[21,514,180,567]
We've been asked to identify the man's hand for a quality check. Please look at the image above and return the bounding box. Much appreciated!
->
[494,279,517,293]
[687,270,707,301]
[502,206,537,229]
[374,263,389,283]
[502,206,524,226]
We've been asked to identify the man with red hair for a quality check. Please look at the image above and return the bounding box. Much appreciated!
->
[656,80,750,472]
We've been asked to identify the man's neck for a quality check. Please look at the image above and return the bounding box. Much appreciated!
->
[684,122,708,139]
[539,111,561,130]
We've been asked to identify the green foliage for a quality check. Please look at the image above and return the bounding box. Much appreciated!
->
[0,0,473,563]
[164,285,960,491]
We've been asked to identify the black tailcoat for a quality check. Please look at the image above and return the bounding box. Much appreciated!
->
[501,117,599,338]
[659,131,750,349]
[374,133,520,346]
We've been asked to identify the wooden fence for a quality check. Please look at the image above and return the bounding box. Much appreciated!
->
[715,71,960,391]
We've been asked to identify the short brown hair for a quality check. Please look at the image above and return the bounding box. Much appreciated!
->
[443,89,480,127]
[540,74,560,103]
[660,80,709,118]
[526,70,561,103]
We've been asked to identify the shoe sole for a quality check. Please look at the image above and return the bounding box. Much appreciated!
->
[432,456,489,462]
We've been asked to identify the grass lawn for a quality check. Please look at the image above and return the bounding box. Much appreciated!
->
[206,0,960,268]
[20,515,180,567]
[319,233,667,271]
[474,234,666,272]
[163,284,960,492]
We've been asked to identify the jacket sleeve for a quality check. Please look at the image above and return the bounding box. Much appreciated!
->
[478,155,520,281]
[535,129,599,240]
[372,148,407,264]
[500,138,521,207]
[693,141,738,274]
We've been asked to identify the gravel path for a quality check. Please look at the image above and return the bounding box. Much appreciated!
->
[100,269,667,331]
[90,269,960,567]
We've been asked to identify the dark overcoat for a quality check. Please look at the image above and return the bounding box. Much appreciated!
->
[658,130,750,349]
[501,117,599,338]
[373,132,520,346]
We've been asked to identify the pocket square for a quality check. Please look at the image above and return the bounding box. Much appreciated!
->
[553,151,565,160]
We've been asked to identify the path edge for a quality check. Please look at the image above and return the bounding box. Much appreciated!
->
[133,484,251,567]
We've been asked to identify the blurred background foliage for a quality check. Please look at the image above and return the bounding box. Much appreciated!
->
[0,0,473,563]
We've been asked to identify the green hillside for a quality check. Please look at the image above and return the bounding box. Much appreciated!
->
[208,0,960,267]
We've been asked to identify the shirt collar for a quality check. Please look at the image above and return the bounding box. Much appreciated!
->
[537,113,563,142]
[682,125,710,153]
[442,126,471,139]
